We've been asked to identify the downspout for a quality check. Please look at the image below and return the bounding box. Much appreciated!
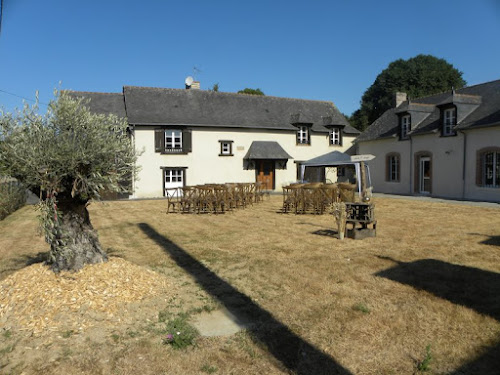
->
[409,135,413,194]
[460,130,467,199]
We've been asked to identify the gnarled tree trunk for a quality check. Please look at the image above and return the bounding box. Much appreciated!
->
[48,196,107,273]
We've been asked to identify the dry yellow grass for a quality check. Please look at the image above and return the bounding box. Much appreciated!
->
[0,196,499,374]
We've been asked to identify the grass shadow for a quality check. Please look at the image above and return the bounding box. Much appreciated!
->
[375,257,500,320]
[0,251,49,281]
[311,229,338,238]
[139,222,352,375]
[481,236,500,247]
[376,256,500,373]
[468,233,500,247]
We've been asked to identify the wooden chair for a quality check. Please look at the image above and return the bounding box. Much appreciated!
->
[320,184,340,213]
[282,184,302,214]
[338,182,357,203]
[301,184,323,214]
[166,188,181,214]
[180,186,199,213]
[212,185,228,213]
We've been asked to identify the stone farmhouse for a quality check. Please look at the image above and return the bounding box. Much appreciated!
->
[69,84,359,198]
[356,79,500,202]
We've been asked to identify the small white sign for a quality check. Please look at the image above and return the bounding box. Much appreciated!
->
[351,154,375,162]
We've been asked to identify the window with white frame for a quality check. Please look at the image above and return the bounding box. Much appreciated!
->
[164,169,183,184]
[165,130,182,150]
[482,151,500,188]
[219,140,233,156]
[400,115,411,139]
[443,108,457,136]
[387,153,400,182]
[329,128,341,146]
[297,126,310,144]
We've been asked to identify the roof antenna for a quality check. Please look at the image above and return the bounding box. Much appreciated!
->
[193,66,202,80]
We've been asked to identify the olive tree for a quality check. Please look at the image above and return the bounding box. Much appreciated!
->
[0,92,138,272]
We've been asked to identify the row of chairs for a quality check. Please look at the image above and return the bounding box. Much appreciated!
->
[166,182,266,214]
[282,182,357,214]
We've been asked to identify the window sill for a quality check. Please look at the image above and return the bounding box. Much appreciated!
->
[296,143,311,146]
[161,149,188,155]
[218,154,234,157]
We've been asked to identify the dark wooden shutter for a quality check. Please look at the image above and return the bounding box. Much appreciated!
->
[339,128,343,146]
[183,129,192,153]
[296,129,299,145]
[307,128,311,145]
[155,129,164,153]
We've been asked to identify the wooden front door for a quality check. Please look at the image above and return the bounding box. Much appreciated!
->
[256,160,275,190]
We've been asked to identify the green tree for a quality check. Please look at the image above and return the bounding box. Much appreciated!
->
[0,92,138,272]
[237,88,265,96]
[350,54,466,131]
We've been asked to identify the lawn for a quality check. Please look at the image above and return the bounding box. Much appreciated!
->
[1,196,500,374]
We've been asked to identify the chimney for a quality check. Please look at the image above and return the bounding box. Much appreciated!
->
[190,81,200,90]
[394,92,407,108]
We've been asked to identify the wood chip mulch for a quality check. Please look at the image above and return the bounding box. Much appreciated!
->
[0,257,176,337]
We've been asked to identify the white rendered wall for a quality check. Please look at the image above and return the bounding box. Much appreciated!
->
[464,126,500,202]
[132,126,357,198]
[357,138,412,195]
[411,133,464,199]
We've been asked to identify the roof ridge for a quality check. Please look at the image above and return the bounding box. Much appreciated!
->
[65,90,122,95]
[122,85,336,106]
[411,79,500,101]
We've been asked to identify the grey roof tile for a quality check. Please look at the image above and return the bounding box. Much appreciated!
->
[122,86,358,134]
[358,79,500,141]
[244,141,292,160]
[65,91,126,119]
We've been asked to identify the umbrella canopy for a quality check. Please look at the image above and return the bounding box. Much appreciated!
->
[301,150,351,166]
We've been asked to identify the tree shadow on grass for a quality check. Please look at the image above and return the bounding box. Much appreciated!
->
[375,256,500,373]
[138,222,352,375]
[468,233,500,247]
[311,229,338,238]
[0,251,49,281]
[480,235,500,247]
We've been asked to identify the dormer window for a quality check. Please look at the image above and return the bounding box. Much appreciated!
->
[443,108,457,136]
[296,125,310,145]
[329,127,342,146]
[400,115,411,139]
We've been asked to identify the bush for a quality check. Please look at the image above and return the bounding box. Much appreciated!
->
[0,180,27,220]
[162,314,199,350]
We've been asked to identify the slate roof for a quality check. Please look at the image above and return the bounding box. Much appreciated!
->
[65,92,126,118]
[357,79,500,142]
[244,141,293,160]
[67,87,359,135]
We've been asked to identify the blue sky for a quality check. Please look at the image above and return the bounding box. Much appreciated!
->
[0,0,499,116]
